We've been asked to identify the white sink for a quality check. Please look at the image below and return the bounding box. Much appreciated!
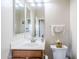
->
[11,33,45,50]
[23,42,41,47]
[11,39,45,50]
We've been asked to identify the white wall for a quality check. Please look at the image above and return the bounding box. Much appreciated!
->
[70,0,77,59]
[1,0,13,59]
[44,0,70,59]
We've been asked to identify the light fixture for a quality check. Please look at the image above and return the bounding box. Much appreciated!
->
[15,0,20,4]
[35,0,42,3]
[28,0,34,3]
[37,3,42,7]
[15,0,24,7]
[15,4,18,8]
[31,3,36,7]
[43,0,50,3]
[19,3,24,7]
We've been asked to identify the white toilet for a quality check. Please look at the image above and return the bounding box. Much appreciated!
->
[50,45,68,59]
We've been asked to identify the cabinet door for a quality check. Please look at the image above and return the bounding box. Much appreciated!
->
[29,57,41,59]
[12,57,25,59]
[12,50,42,57]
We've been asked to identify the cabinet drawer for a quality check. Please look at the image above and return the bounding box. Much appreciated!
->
[12,57,25,59]
[12,50,42,57]
[29,57,41,59]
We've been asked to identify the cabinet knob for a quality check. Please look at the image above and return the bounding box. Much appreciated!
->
[26,57,29,59]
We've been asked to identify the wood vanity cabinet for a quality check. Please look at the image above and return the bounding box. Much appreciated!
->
[13,57,25,59]
[12,49,45,59]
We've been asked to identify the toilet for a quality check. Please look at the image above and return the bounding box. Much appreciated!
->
[50,45,68,59]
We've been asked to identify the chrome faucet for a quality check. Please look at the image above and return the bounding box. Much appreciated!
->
[41,35,44,42]
[31,34,36,42]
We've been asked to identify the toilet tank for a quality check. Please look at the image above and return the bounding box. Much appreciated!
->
[50,45,68,59]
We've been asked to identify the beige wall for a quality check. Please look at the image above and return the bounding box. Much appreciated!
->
[44,0,70,59]
[70,0,77,59]
[36,7,45,18]
[1,0,13,59]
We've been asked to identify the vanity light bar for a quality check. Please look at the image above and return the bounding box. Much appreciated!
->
[15,0,24,7]
[27,0,50,3]
[37,3,42,7]
[31,3,36,7]
[28,0,43,3]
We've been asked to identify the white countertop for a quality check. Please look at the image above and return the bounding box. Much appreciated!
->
[11,33,45,50]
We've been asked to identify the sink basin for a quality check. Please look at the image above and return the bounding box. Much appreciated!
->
[23,42,41,47]
[11,39,45,50]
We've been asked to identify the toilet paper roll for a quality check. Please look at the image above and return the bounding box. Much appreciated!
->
[45,55,48,59]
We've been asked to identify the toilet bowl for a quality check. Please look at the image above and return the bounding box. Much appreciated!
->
[50,45,68,59]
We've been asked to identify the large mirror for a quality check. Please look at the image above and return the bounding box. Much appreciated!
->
[14,0,45,39]
[14,0,25,34]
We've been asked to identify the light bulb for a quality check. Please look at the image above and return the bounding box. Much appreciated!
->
[44,0,50,2]
[31,3,35,7]
[19,3,24,7]
[15,4,18,8]
[28,0,34,2]
[16,0,20,4]
[37,3,42,7]
[35,0,42,3]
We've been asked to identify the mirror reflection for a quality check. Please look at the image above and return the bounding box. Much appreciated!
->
[14,0,25,34]
[14,0,45,40]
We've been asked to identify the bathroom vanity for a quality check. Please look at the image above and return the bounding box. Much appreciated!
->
[12,0,45,59]
[11,42,45,59]
[11,36,45,59]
